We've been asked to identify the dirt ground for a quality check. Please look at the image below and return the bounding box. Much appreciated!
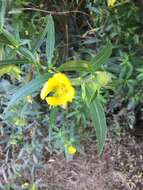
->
[0,131,143,190]
[35,133,143,190]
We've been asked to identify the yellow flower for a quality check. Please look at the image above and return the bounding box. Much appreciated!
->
[67,146,76,155]
[40,73,75,107]
[21,182,29,188]
[27,95,33,104]
[107,0,116,7]
[96,71,111,87]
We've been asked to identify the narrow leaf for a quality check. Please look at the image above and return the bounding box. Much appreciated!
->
[49,107,57,141]
[91,41,112,70]
[46,15,55,65]
[0,32,12,45]
[32,16,49,53]
[0,59,30,66]
[0,44,3,60]
[7,73,51,109]
[1,29,19,47]
[89,89,98,103]
[85,84,107,154]
[18,47,36,63]
[57,60,93,72]
[0,0,6,30]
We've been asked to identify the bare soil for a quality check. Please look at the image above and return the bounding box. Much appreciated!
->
[35,133,143,190]
[0,131,143,190]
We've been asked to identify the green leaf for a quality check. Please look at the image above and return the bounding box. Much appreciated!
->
[91,41,112,70]
[32,16,49,53]
[0,44,3,60]
[49,107,57,141]
[46,15,55,65]
[84,84,107,154]
[0,0,6,30]
[0,59,30,66]
[0,64,21,79]
[0,31,38,66]
[29,185,38,190]
[18,47,36,63]
[57,60,93,72]
[1,29,19,47]
[0,32,12,45]
[89,89,98,103]
[7,73,51,109]
[18,47,40,71]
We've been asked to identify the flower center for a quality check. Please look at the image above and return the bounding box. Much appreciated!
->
[54,83,67,97]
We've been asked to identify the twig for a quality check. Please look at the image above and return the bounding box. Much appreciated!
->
[9,7,89,17]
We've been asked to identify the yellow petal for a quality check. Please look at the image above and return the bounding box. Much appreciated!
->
[46,96,67,106]
[107,0,116,7]
[21,182,29,188]
[40,73,75,107]
[40,77,57,99]
[53,73,71,87]
[66,86,75,102]
[61,104,67,109]
[67,146,76,155]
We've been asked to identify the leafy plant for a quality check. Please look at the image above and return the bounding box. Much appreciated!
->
[1,1,143,189]
[0,0,113,156]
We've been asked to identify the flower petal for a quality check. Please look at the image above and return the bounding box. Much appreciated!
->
[67,146,76,155]
[107,0,116,7]
[46,96,68,106]
[53,73,71,87]
[40,77,57,99]
[66,86,75,102]
[40,73,75,107]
